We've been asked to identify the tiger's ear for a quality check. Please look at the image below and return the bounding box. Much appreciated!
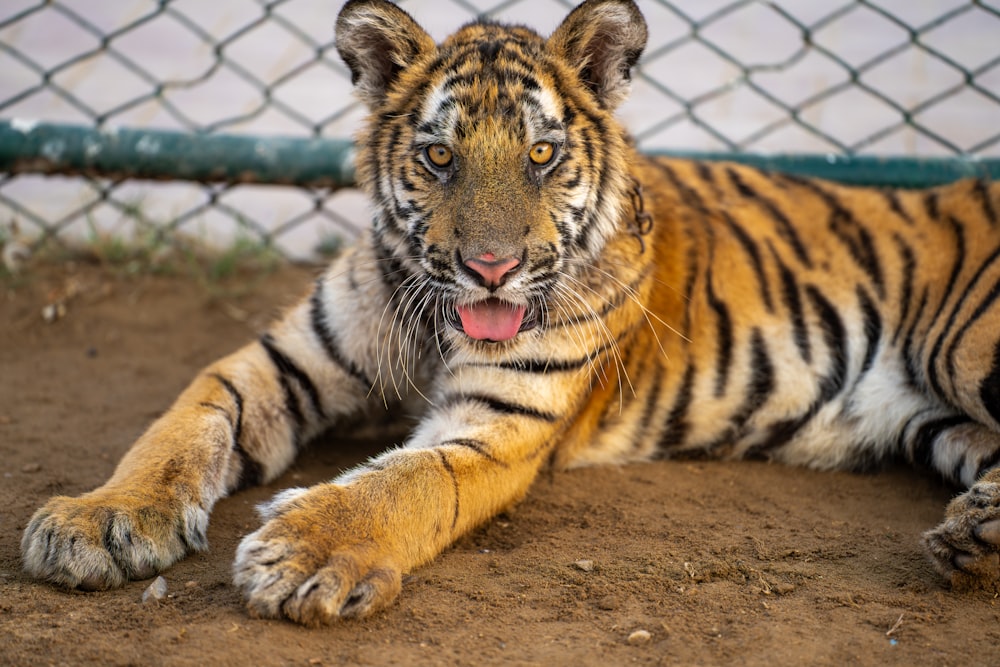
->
[335,0,436,108]
[548,0,647,110]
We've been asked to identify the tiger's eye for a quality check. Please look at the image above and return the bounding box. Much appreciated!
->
[425,144,453,168]
[529,141,555,166]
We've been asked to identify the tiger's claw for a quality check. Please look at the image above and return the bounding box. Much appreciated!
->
[21,492,205,590]
[923,480,1000,589]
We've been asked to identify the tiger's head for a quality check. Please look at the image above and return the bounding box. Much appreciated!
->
[336,0,647,343]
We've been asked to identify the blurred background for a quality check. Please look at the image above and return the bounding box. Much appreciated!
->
[1,0,998,262]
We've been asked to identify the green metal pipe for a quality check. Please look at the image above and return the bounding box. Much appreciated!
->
[1,120,997,189]
[0,120,357,188]
[655,150,1000,189]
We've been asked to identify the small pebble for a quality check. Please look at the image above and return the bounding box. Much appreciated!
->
[773,582,796,595]
[21,463,41,474]
[142,576,168,603]
[628,630,652,645]
[41,302,66,323]
[573,559,595,572]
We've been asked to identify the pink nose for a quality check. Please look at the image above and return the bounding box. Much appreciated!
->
[462,252,521,288]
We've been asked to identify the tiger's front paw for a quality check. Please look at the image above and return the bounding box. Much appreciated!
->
[923,479,1000,590]
[232,486,402,626]
[21,492,206,590]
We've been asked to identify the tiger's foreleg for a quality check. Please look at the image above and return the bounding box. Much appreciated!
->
[21,248,383,590]
[232,355,588,625]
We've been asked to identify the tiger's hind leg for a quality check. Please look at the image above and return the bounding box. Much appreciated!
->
[923,467,1000,589]
[911,416,1000,587]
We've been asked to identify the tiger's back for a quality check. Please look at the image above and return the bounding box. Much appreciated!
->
[603,157,1000,490]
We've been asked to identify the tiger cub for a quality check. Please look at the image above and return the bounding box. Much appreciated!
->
[22,0,1000,625]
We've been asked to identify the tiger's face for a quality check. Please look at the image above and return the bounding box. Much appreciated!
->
[337,0,647,343]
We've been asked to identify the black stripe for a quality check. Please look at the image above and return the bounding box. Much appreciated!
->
[770,244,810,363]
[260,335,312,433]
[309,278,374,389]
[727,167,811,268]
[941,242,1000,401]
[925,216,966,401]
[661,363,696,449]
[445,393,560,423]
[638,363,666,445]
[485,338,616,374]
[748,286,848,456]
[695,161,720,195]
[942,272,1000,398]
[807,286,849,397]
[912,415,973,470]
[703,328,775,452]
[371,227,408,293]
[200,402,231,420]
[260,334,324,418]
[706,265,733,398]
[856,285,882,376]
[206,373,262,490]
[347,251,361,292]
[656,161,709,216]
[883,189,915,226]
[891,234,916,345]
[902,289,929,389]
[949,452,967,487]
[436,450,460,531]
[440,438,508,467]
[740,328,776,423]
[800,180,885,299]
[924,191,940,221]
[493,355,594,374]
[980,338,1000,428]
[973,179,998,227]
[680,245,699,339]
[721,210,774,312]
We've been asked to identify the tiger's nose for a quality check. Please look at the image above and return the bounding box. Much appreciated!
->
[461,252,521,289]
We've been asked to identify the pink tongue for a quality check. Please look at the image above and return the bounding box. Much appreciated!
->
[456,300,526,342]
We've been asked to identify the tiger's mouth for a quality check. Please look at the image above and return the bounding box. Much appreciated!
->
[447,298,539,342]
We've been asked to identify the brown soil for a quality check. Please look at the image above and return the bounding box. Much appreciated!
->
[2,262,999,667]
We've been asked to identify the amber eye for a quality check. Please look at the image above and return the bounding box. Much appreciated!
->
[529,141,555,166]
[425,144,453,168]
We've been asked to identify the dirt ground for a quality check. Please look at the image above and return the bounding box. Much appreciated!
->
[2,261,999,667]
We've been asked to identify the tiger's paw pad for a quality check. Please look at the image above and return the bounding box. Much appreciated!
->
[923,481,1000,592]
[233,515,402,626]
[21,494,205,590]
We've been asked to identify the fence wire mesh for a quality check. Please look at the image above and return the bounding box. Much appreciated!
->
[1,0,999,261]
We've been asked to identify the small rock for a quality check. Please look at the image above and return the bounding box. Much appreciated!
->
[773,582,796,595]
[20,463,41,474]
[628,630,652,645]
[595,595,619,611]
[142,576,168,603]
[573,559,595,572]
[41,302,66,323]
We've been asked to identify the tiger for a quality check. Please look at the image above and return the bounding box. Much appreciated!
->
[20,0,1000,626]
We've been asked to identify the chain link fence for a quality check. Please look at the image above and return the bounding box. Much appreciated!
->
[1,0,999,262]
